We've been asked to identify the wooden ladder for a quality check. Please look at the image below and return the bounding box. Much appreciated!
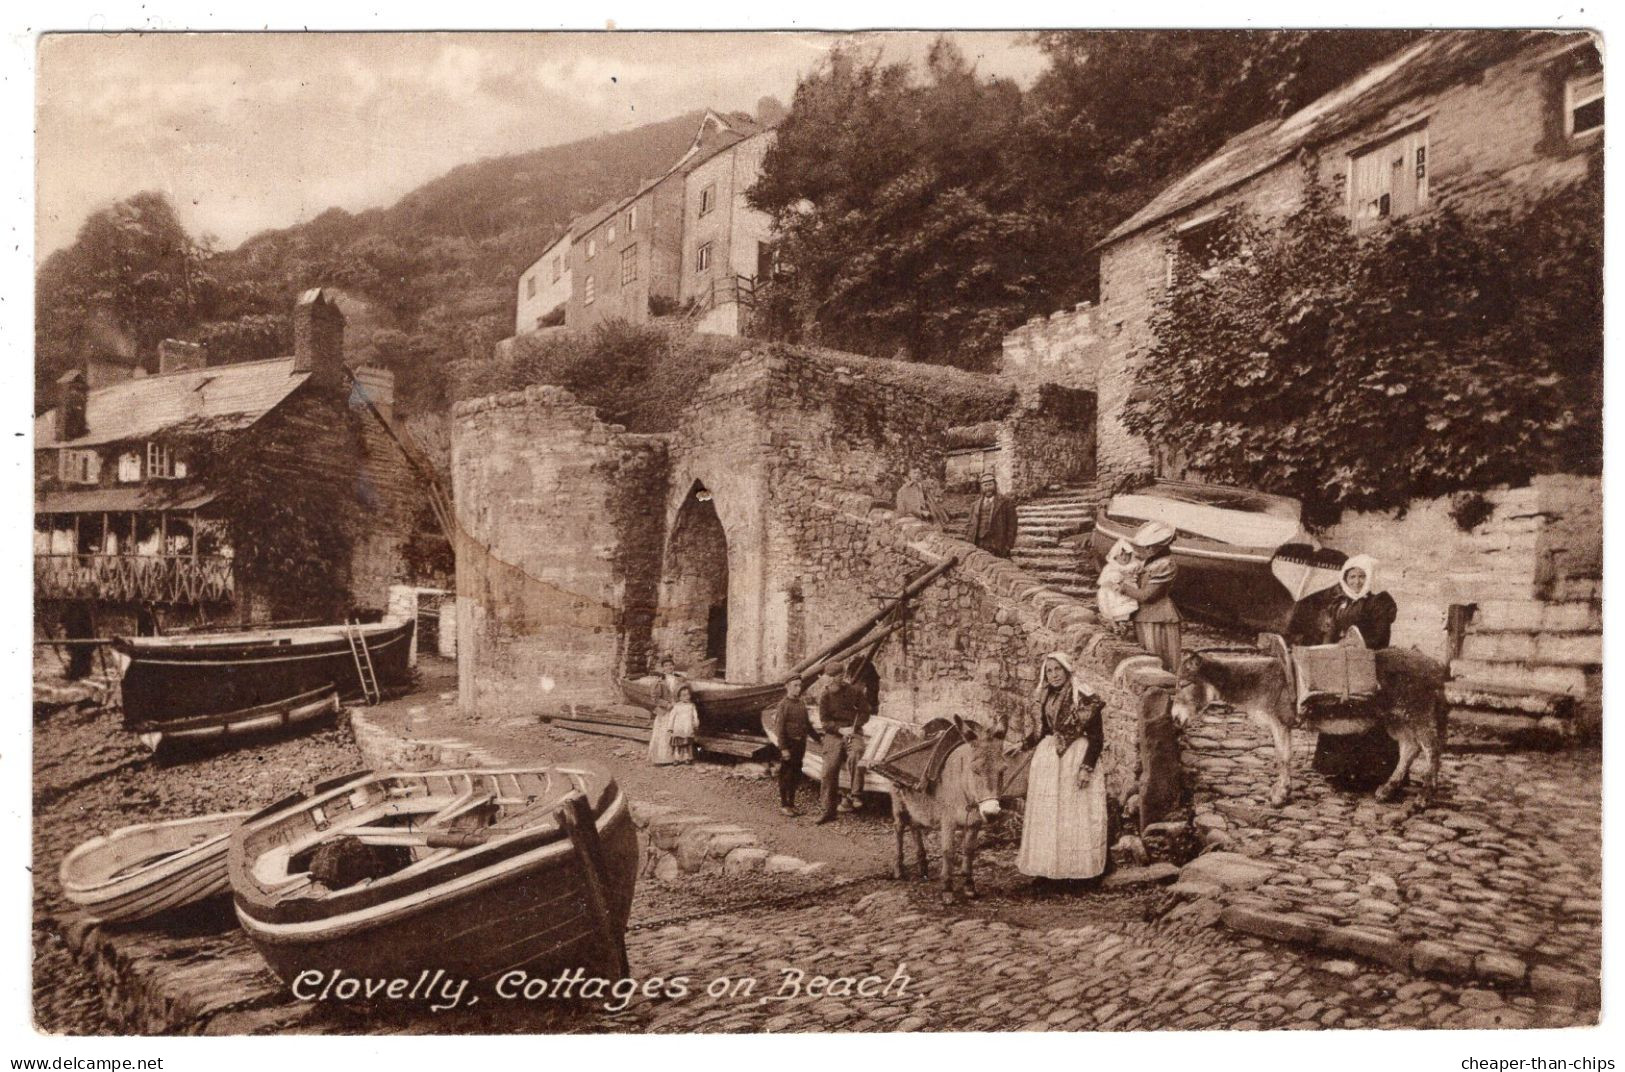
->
[345,620,381,705]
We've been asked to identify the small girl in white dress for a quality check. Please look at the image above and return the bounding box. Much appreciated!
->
[1096,538,1139,625]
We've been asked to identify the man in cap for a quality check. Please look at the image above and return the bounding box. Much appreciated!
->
[813,658,873,824]
[1119,520,1182,672]
[966,472,1017,558]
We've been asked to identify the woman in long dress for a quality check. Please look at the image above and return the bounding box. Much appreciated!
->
[1016,652,1108,881]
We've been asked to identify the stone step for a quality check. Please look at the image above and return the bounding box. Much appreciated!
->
[1445,679,1575,718]
[1448,708,1575,748]
[1017,502,1096,514]
[1449,659,1597,699]
[1472,600,1601,634]
[1020,518,1088,532]
[1015,535,1061,548]
[1459,631,1601,668]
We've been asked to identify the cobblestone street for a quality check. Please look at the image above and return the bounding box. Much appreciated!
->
[1181,704,1601,998]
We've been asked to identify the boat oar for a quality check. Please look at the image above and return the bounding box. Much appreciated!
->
[342,827,491,850]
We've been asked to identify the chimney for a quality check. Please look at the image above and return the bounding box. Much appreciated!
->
[157,339,206,375]
[350,365,396,424]
[55,369,87,441]
[292,287,345,387]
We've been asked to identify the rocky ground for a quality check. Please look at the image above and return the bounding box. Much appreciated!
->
[34,657,1598,1035]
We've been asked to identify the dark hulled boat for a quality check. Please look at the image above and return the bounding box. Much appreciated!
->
[114,618,414,735]
[619,676,785,736]
[230,765,637,989]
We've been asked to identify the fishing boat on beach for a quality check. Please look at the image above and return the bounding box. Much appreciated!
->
[114,618,414,740]
[229,765,636,988]
[59,810,251,924]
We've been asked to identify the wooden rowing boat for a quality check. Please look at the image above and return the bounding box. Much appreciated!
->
[620,676,784,736]
[59,810,251,925]
[114,618,414,736]
[230,766,637,989]
[134,685,340,751]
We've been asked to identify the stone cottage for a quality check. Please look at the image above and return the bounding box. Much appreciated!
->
[1002,30,1603,727]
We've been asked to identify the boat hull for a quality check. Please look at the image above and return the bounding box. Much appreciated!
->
[620,676,783,736]
[115,620,414,732]
[231,767,637,989]
[60,811,251,925]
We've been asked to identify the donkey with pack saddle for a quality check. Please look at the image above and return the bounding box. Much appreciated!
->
[1171,632,1448,807]
[876,716,1030,904]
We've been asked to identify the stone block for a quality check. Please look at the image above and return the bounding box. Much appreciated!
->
[1101,863,1180,889]
[1528,965,1600,1008]
[1219,905,1325,946]
[1180,851,1280,890]
[723,847,771,874]
[1319,926,1411,971]
[764,854,807,874]
[1411,940,1475,980]
[1473,951,1528,986]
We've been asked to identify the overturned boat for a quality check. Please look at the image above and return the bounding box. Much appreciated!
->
[60,810,251,925]
[114,618,414,739]
[1089,480,1343,633]
[229,766,637,989]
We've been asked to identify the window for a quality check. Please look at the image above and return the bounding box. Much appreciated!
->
[1348,126,1429,228]
[621,246,639,285]
[607,223,617,244]
[696,242,713,273]
[58,449,99,485]
[1567,72,1603,138]
[699,184,716,217]
[587,238,598,259]
[526,275,537,299]
[624,206,637,232]
[1164,212,1237,285]
[117,451,142,483]
[551,256,562,283]
[146,441,185,480]
[584,275,596,304]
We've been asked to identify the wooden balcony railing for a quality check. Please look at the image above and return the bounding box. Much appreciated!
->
[34,553,234,605]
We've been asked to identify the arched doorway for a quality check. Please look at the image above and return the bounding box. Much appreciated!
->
[660,482,730,675]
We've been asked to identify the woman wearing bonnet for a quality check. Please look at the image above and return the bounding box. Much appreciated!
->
[1014,652,1109,883]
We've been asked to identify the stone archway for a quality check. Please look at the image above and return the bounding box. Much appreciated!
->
[659,481,731,675]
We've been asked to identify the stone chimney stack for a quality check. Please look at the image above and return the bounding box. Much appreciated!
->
[158,339,206,375]
[350,365,396,424]
[292,288,345,388]
[55,369,88,441]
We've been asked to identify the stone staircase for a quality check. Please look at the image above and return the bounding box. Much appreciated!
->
[1446,582,1602,742]
[1009,485,1102,600]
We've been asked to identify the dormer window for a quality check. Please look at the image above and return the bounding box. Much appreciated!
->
[146,441,185,480]
[1567,71,1603,138]
[117,451,142,482]
[58,449,99,485]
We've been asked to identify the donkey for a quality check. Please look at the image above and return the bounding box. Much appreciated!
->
[1171,644,1447,807]
[890,716,1022,905]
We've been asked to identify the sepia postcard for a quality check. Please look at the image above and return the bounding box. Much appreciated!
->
[21,17,1613,1062]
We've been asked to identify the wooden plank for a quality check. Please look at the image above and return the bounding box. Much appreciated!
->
[557,792,630,979]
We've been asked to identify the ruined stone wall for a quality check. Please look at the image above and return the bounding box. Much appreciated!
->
[451,386,668,716]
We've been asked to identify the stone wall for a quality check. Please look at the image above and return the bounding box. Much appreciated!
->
[789,486,1167,812]
[997,383,1097,498]
[1000,301,1108,392]
[1320,475,1602,664]
[450,386,669,717]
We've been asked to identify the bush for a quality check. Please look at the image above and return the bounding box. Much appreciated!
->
[1121,166,1601,526]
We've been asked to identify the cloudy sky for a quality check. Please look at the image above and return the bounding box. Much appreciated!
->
[35,31,1048,256]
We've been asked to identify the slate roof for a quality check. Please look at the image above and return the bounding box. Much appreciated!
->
[1098,30,1555,249]
[35,357,311,449]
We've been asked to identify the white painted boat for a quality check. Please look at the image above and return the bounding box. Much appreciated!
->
[59,811,251,924]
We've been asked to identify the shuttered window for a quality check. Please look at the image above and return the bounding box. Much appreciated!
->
[1349,126,1429,228]
[1567,72,1603,138]
[118,451,142,482]
[58,449,100,485]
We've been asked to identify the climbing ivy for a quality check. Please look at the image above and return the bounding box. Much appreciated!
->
[1120,164,1602,527]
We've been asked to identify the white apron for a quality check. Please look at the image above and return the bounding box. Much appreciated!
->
[1017,735,1108,879]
